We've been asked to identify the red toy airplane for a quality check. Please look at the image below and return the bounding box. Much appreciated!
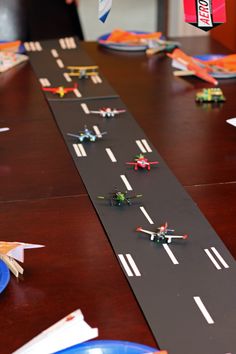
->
[126,154,159,171]
[42,83,78,98]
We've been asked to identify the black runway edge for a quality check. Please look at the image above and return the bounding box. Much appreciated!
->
[26,37,236,354]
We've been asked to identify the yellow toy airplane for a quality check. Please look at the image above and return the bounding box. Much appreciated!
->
[67,65,99,79]
[0,241,44,277]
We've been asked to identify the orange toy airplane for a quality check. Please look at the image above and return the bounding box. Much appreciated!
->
[42,83,78,98]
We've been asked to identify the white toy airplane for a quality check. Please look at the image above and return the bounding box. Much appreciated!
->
[0,241,44,277]
[136,222,188,244]
[90,107,126,118]
[13,309,98,354]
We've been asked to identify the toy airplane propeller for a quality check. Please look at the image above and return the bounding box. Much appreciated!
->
[136,222,188,244]
[0,241,44,277]
[13,309,98,354]
[42,83,78,98]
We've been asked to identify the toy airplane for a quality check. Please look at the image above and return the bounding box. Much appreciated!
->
[90,107,126,118]
[99,0,112,23]
[0,241,44,277]
[136,222,188,244]
[67,65,99,79]
[13,309,98,354]
[42,83,78,98]
[168,48,218,86]
[0,127,10,133]
[126,154,159,171]
[97,190,142,206]
[100,29,162,45]
[67,126,107,143]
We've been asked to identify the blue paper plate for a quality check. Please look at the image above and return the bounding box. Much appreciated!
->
[0,259,10,294]
[98,31,153,51]
[194,54,226,61]
[56,340,158,353]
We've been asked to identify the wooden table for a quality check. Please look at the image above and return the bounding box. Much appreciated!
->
[0,37,235,353]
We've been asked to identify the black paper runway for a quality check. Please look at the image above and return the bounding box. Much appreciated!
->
[27,38,236,354]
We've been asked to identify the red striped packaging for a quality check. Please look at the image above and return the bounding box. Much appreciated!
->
[183,0,226,31]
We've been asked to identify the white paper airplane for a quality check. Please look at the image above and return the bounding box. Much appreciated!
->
[226,118,236,127]
[0,242,44,277]
[13,309,98,354]
[99,0,112,22]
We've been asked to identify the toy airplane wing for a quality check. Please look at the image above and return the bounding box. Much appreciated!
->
[89,110,101,114]
[149,161,159,165]
[113,109,126,114]
[64,83,78,92]
[67,133,83,139]
[99,0,112,23]
[13,309,98,354]
[42,87,57,93]
[165,234,188,243]
[136,227,154,236]
[128,194,142,199]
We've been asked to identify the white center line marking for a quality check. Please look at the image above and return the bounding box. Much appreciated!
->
[211,247,229,269]
[204,249,221,270]
[96,75,102,83]
[59,38,66,49]
[105,148,117,162]
[140,206,154,224]
[120,175,133,191]
[126,254,141,276]
[51,49,59,58]
[162,244,179,265]
[93,125,102,138]
[81,103,90,114]
[118,254,133,277]
[63,73,72,82]
[74,88,82,98]
[194,296,214,324]
[91,76,97,84]
[141,139,152,152]
[136,140,146,153]
[56,59,64,68]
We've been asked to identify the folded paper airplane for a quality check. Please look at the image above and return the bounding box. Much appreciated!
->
[13,309,98,354]
[183,0,226,31]
[0,242,44,277]
[168,48,218,85]
[99,0,112,22]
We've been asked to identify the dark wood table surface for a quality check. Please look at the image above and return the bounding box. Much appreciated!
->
[0,37,236,353]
